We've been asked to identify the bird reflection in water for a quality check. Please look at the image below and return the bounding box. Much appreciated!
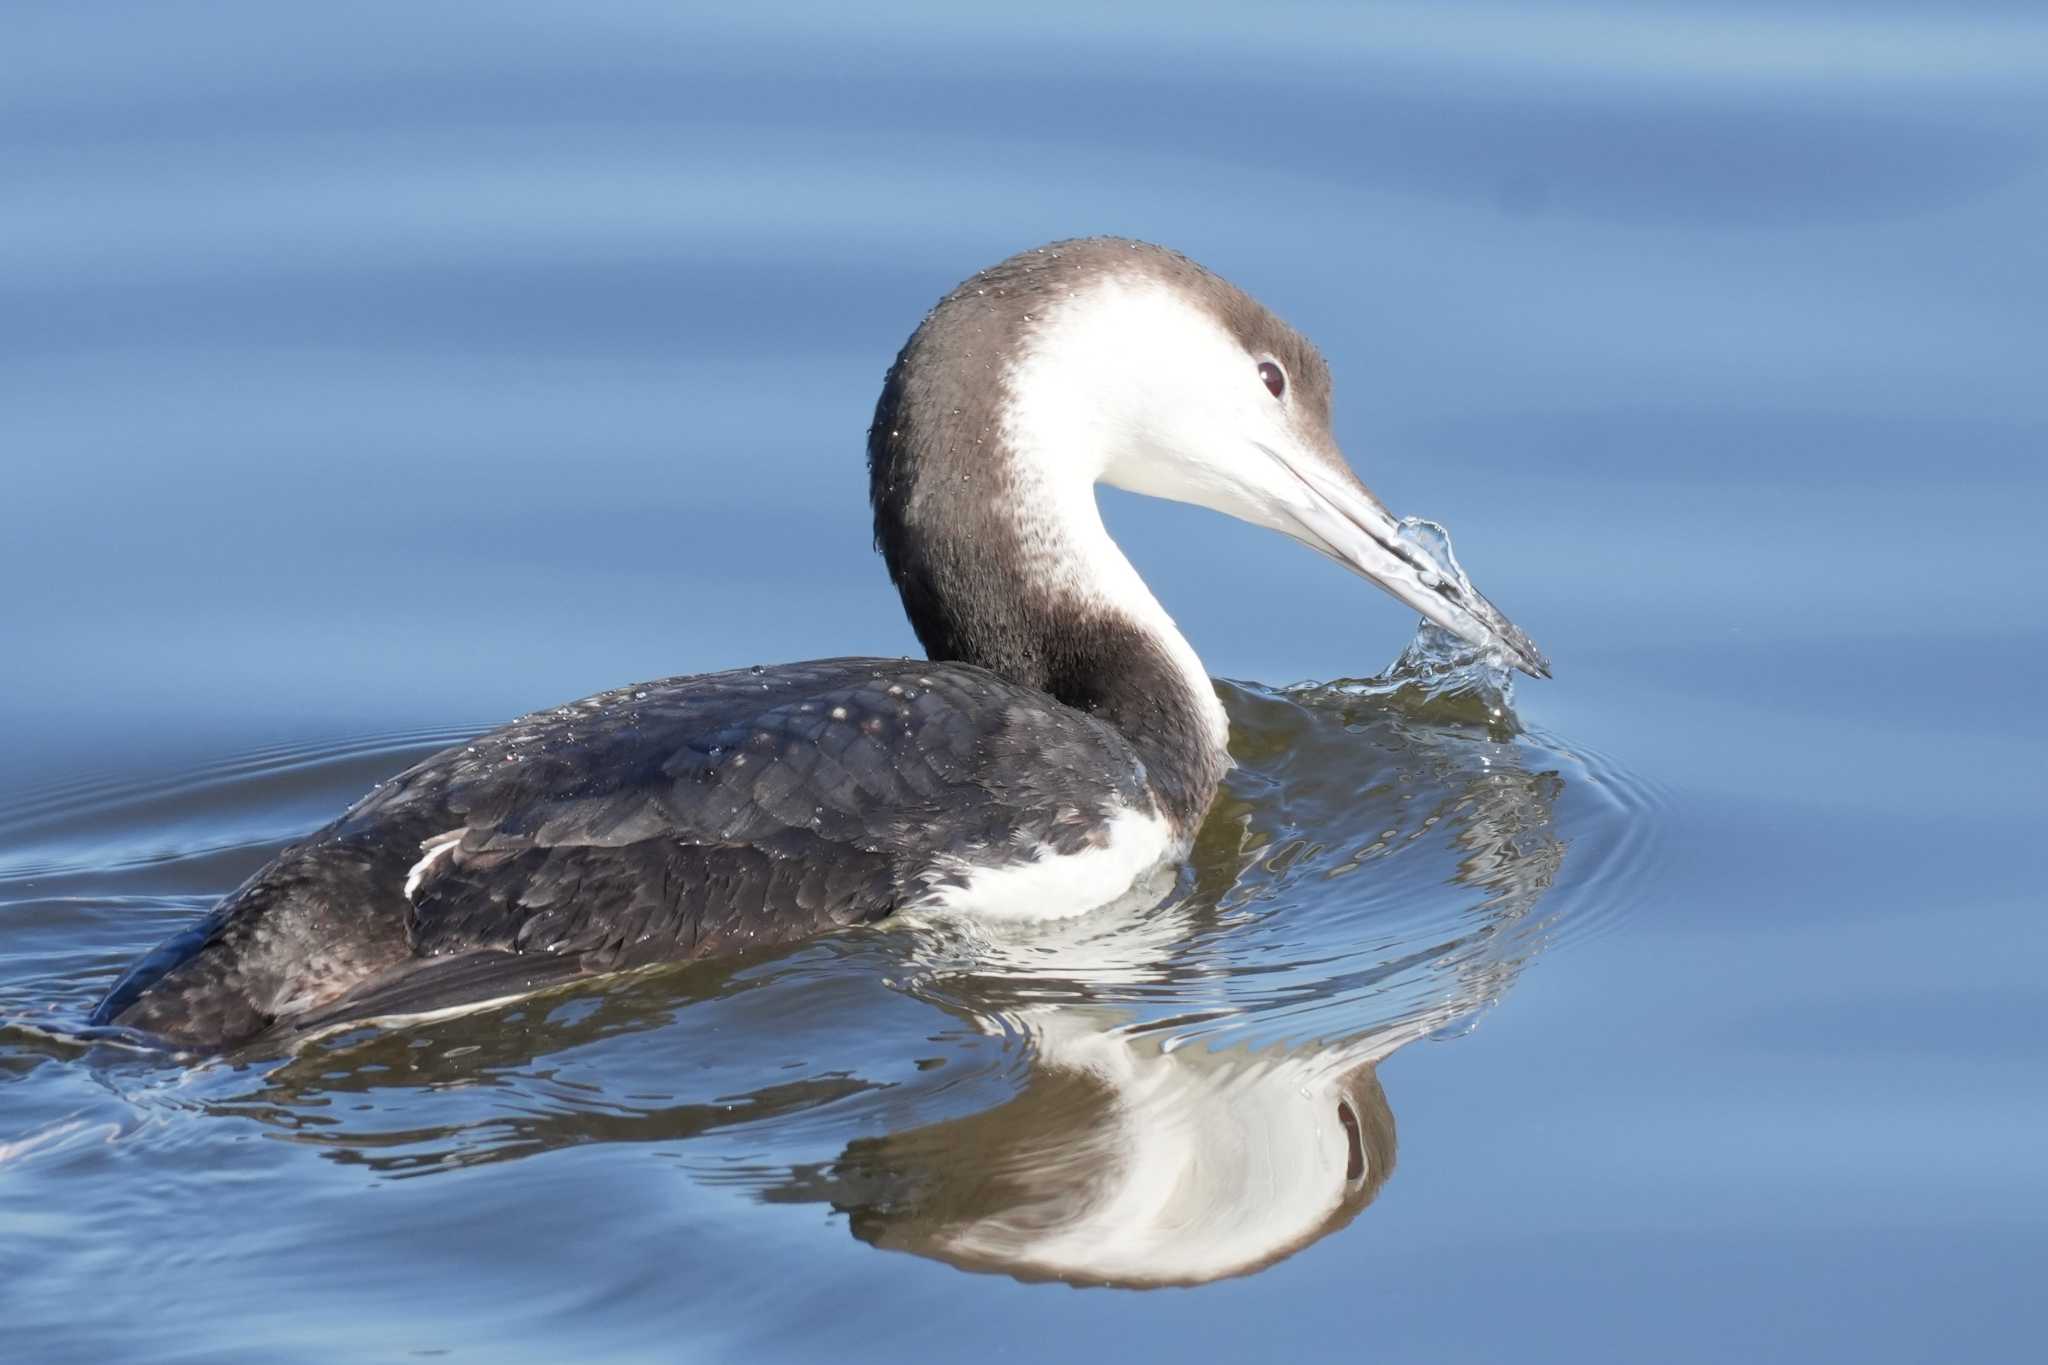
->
[197,656,1592,1289]
[761,665,1569,1286]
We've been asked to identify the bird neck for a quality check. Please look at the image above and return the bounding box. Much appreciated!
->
[870,405,1230,837]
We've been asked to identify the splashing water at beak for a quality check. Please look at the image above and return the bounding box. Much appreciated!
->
[1329,518,1523,736]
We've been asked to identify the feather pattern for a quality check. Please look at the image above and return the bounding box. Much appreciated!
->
[93,659,1159,1045]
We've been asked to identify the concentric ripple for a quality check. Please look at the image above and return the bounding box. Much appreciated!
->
[1,660,1655,1287]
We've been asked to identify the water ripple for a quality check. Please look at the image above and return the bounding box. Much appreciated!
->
[1,665,1655,1284]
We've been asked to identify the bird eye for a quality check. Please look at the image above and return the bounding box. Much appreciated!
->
[1258,361,1286,399]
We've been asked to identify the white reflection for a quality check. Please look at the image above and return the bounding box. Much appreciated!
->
[774,677,1570,1285]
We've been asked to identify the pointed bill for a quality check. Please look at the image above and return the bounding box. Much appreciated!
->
[1261,445,1551,679]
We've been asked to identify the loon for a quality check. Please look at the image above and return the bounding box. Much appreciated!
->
[91,237,1547,1048]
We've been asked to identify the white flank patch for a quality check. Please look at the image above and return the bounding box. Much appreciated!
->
[403,829,465,900]
[910,805,1177,922]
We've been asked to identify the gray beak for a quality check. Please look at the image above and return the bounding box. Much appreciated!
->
[1263,445,1551,679]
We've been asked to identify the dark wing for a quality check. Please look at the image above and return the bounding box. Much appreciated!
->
[93,657,1147,1047]
[344,657,1146,970]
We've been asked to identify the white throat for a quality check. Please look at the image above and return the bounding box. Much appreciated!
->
[998,284,1231,759]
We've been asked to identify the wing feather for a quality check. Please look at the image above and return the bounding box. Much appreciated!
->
[352,659,1145,967]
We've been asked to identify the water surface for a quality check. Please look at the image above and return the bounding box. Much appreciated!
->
[3,3,2045,1360]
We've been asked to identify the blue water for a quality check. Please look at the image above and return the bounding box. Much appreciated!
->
[4,3,2046,1360]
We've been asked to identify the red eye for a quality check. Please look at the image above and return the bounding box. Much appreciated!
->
[1258,361,1286,399]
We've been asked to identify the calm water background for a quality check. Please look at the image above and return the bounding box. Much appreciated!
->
[4,2,2046,1359]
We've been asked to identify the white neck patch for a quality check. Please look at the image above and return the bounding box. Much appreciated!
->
[998,276,1239,757]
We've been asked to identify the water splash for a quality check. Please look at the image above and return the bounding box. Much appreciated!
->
[1323,517,1521,737]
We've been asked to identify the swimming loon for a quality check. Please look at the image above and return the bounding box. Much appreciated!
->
[91,237,1546,1048]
